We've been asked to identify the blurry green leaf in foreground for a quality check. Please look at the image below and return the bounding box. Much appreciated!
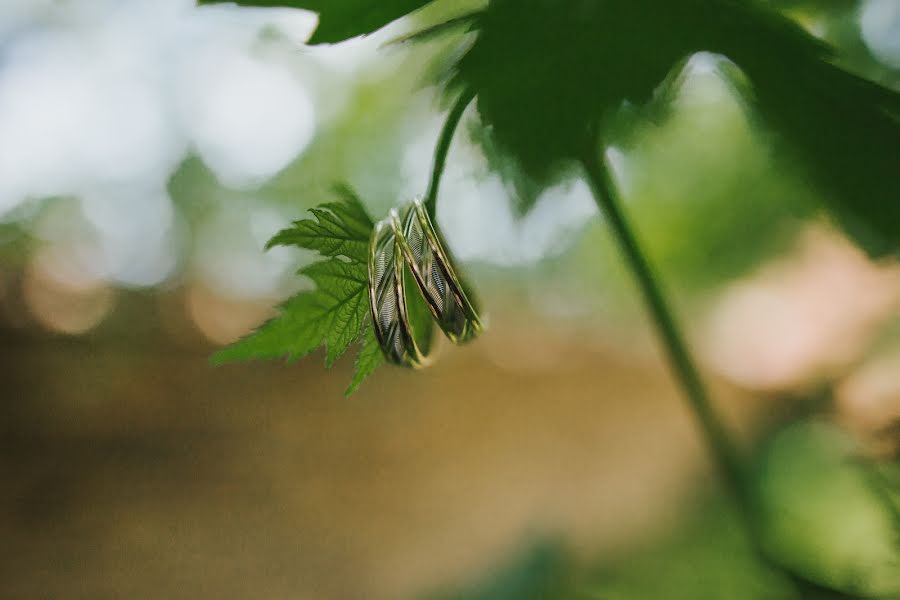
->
[449,0,900,256]
[425,543,574,600]
[592,508,790,600]
[424,505,791,600]
[212,187,384,395]
[754,420,900,598]
[421,417,900,600]
[197,0,436,44]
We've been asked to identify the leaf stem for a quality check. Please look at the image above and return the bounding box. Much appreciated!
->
[580,146,751,520]
[424,88,476,219]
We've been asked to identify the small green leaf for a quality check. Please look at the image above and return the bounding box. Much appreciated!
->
[346,325,385,396]
[266,186,373,261]
[211,293,327,365]
[212,187,384,394]
[197,0,436,45]
[300,259,369,366]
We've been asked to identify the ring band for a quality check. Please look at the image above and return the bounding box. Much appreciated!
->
[368,215,434,368]
[393,198,485,345]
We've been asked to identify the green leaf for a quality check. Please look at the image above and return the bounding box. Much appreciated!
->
[753,420,900,597]
[299,260,369,366]
[267,187,373,262]
[212,187,384,395]
[211,292,328,364]
[345,325,385,396]
[467,121,543,217]
[449,0,900,255]
[196,0,437,45]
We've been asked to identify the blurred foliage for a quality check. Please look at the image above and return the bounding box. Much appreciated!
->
[600,74,814,293]
[588,511,789,600]
[423,417,900,600]
[449,0,900,257]
[205,0,900,257]
[423,506,788,600]
[754,420,900,598]
[426,544,575,600]
[258,48,445,214]
[768,0,892,81]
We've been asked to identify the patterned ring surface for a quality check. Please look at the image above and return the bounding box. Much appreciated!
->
[393,198,485,345]
[367,214,434,368]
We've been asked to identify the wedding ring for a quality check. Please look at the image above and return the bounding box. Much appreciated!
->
[367,214,435,368]
[392,198,485,345]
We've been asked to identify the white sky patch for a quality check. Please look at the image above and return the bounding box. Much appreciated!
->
[176,47,316,188]
[861,0,900,69]
[80,190,181,288]
[0,0,323,291]
[0,0,320,216]
[0,0,191,199]
[192,201,299,300]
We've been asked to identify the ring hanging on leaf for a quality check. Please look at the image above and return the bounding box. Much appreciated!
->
[368,198,485,367]
[395,197,484,345]
[368,213,436,368]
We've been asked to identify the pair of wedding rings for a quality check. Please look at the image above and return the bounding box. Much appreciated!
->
[368,197,485,368]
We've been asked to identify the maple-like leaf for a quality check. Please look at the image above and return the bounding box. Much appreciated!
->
[212,186,385,394]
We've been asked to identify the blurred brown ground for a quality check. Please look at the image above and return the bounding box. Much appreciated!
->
[0,310,766,600]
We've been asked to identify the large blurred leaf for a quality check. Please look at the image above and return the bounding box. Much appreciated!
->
[449,0,900,256]
[197,0,436,44]
[754,420,900,597]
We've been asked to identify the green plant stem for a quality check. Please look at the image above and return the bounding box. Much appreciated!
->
[580,147,751,520]
[582,148,870,598]
[424,88,476,219]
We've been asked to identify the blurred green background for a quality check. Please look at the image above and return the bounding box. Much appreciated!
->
[0,1,898,598]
